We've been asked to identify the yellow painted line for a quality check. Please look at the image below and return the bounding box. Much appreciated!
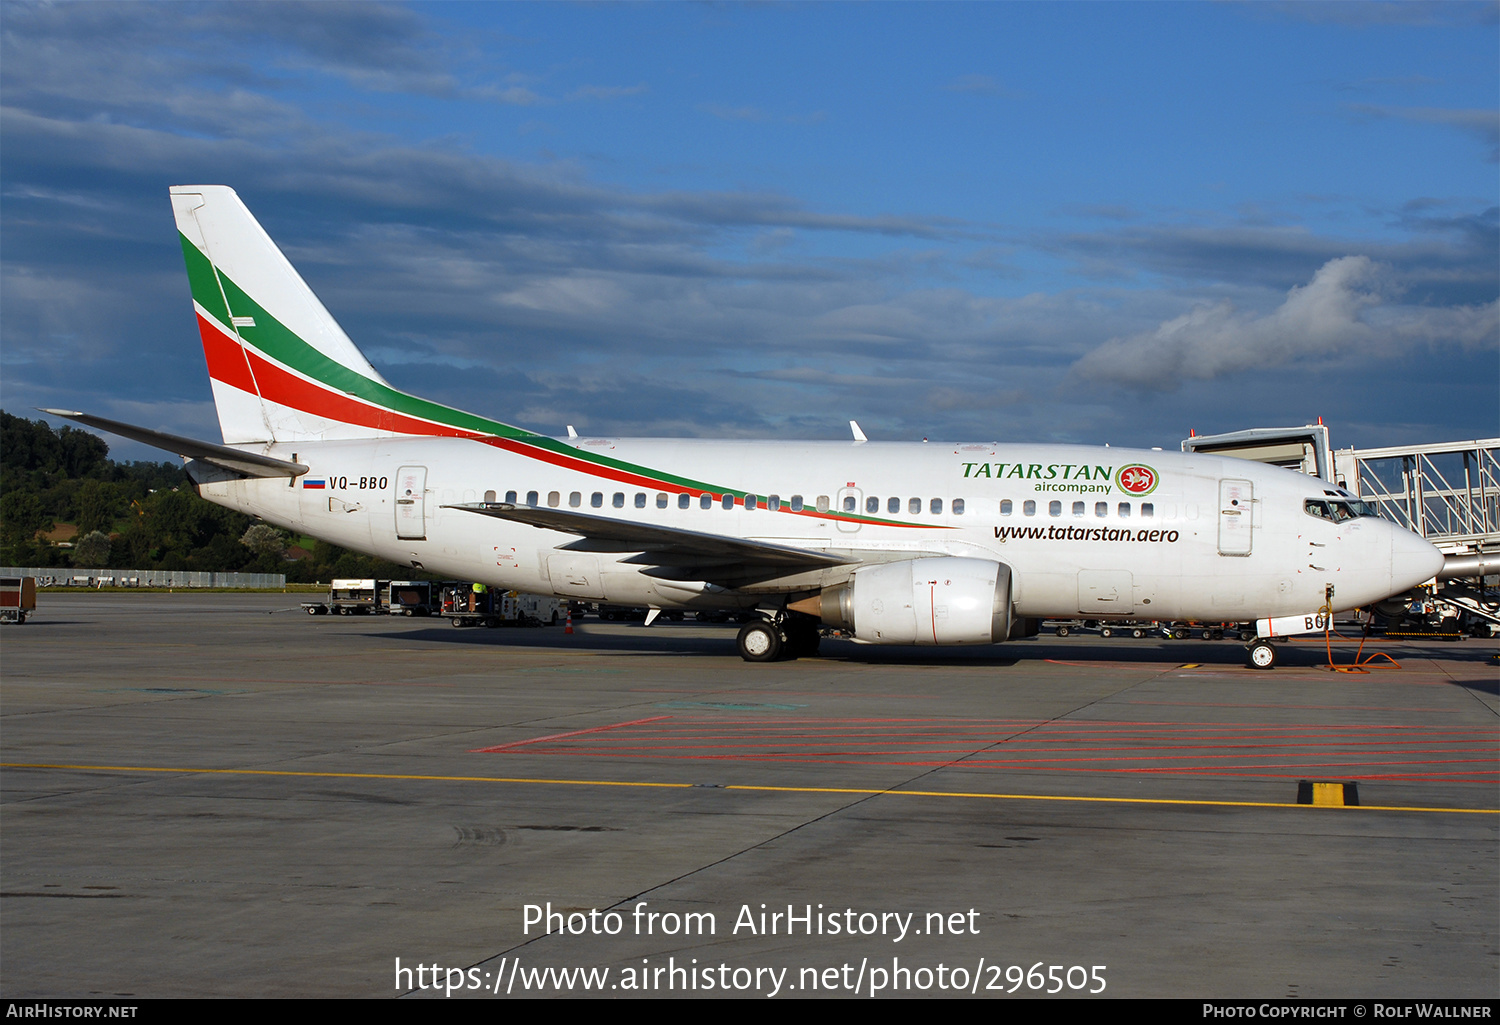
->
[4,762,1495,815]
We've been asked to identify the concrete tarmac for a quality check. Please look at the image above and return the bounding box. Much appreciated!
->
[2,594,1495,998]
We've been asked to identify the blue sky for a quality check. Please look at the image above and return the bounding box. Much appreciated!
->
[3,1,1496,461]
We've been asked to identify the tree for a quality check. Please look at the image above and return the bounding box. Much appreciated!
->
[72,530,112,568]
[239,523,287,558]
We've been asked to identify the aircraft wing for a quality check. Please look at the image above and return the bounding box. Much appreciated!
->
[444,503,853,570]
[39,409,308,478]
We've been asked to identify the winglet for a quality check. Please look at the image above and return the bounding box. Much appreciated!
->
[850,420,868,443]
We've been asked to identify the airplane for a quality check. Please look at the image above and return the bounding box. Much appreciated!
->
[44,185,1447,668]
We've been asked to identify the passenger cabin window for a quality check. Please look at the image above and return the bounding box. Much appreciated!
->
[1073,501,1085,517]
[888,497,900,514]
[548,491,560,508]
[1096,502,1108,517]
[592,492,604,508]
[909,497,921,515]
[745,494,758,511]
[1000,500,1012,516]
[678,493,690,509]
[1118,502,1130,518]
[635,493,646,509]
[1023,500,1035,517]
[843,496,857,513]
[570,492,581,508]
[656,493,668,509]
[505,490,517,504]
[613,493,625,508]
[866,497,879,514]
[817,496,829,513]
[931,498,943,515]
[768,495,781,511]
[952,498,964,515]
[484,490,496,503]
[791,495,804,511]
[526,490,539,507]
[1141,503,1154,518]
[701,494,712,510]
[1049,500,1062,517]
[722,494,734,510]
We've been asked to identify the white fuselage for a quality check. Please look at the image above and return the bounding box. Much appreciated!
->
[195,437,1439,624]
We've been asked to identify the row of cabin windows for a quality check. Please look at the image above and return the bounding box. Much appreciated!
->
[485,490,967,516]
[854,496,964,516]
[999,499,1154,519]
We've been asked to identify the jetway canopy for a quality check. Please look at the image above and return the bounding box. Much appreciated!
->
[1182,424,1333,482]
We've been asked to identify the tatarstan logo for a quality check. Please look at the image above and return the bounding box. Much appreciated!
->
[1116,464,1158,495]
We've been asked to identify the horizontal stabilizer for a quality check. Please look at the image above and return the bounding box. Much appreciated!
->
[444,503,852,570]
[39,409,308,479]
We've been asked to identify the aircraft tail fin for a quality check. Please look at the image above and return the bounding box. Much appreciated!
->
[171,185,523,446]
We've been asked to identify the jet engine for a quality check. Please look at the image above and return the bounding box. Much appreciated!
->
[791,557,1014,645]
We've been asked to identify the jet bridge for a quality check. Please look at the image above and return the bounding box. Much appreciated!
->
[1333,438,1500,633]
[1331,439,1499,552]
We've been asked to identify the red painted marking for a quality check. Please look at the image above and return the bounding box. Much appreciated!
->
[468,714,1497,785]
[470,716,672,753]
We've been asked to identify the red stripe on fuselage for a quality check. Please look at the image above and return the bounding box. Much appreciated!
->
[199,317,935,527]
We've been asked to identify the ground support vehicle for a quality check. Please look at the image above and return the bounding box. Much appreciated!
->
[385,580,435,617]
[1097,620,1156,640]
[1,577,36,624]
[302,578,388,615]
[439,585,559,628]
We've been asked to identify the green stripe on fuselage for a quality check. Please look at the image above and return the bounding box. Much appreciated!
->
[179,232,930,527]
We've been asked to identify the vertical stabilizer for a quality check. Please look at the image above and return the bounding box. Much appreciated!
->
[172,185,394,444]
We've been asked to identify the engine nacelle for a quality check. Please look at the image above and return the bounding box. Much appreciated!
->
[803,557,1013,645]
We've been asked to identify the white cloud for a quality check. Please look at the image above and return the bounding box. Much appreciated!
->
[1070,256,1499,390]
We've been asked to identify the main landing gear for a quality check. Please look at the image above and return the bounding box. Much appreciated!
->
[736,613,821,662]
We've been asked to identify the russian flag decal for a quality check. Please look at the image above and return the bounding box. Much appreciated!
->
[302,479,326,489]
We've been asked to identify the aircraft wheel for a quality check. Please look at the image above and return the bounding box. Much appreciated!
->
[1100,627,1113,638]
[1248,640,1277,670]
[1055,624,1071,637]
[1131,628,1145,639]
[737,621,783,662]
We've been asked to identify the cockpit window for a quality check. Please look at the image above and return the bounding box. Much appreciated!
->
[1306,498,1380,522]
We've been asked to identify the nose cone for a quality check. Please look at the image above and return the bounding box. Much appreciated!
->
[1391,528,1444,593]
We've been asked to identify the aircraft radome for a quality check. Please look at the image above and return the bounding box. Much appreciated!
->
[45,186,1445,666]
